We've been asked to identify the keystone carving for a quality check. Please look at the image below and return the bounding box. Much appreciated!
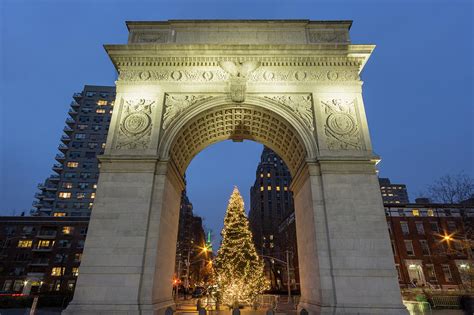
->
[219,61,260,102]
[162,94,214,129]
[264,95,314,131]
[115,99,155,149]
[321,99,362,150]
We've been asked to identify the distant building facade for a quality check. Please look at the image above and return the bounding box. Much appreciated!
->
[386,201,473,290]
[249,147,298,291]
[379,177,409,204]
[0,216,89,295]
[175,190,209,289]
[32,85,116,217]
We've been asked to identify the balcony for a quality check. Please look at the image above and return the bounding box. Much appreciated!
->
[37,230,57,239]
[29,259,50,266]
[43,194,55,201]
[70,101,80,108]
[55,154,65,162]
[60,135,71,143]
[49,175,60,181]
[32,200,40,207]
[37,183,45,190]
[68,109,78,117]
[63,126,73,134]
[34,193,44,199]
[73,93,83,101]
[58,144,68,152]
[65,118,75,126]
[32,246,54,252]
[52,164,63,173]
[44,185,58,192]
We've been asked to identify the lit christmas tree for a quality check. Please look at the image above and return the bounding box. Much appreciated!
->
[213,187,268,307]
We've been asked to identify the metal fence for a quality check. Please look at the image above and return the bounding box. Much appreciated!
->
[403,301,432,315]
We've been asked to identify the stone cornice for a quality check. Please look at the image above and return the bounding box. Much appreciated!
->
[104,44,375,71]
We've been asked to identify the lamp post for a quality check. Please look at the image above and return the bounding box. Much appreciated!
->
[261,251,293,301]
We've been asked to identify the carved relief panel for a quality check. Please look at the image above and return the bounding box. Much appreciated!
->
[320,98,362,151]
[115,98,156,150]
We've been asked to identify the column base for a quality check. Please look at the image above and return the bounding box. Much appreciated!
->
[62,300,175,315]
[298,301,408,315]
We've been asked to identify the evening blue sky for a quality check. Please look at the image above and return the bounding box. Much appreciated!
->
[1,0,473,245]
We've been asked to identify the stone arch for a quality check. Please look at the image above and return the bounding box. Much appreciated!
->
[159,95,319,177]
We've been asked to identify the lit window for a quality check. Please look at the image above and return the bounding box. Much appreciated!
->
[67,162,79,168]
[59,192,71,199]
[267,186,272,191]
[109,110,113,114]
[260,186,264,192]
[267,173,271,178]
[382,194,387,196]
[102,143,106,149]
[88,202,94,209]
[427,209,434,217]
[442,264,453,282]
[72,268,79,277]
[76,193,85,199]
[62,226,73,235]
[51,267,65,276]
[91,193,96,199]
[74,253,82,262]
[96,109,106,114]
[63,182,73,189]
[97,100,108,106]
[17,240,33,248]
[284,187,288,191]
[412,209,420,216]
[53,212,66,217]
[38,240,51,248]
[388,194,394,196]
[260,173,263,178]
[276,186,280,191]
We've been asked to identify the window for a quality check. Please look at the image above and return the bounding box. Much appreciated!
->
[80,227,88,236]
[2,280,12,291]
[85,152,96,158]
[442,264,453,282]
[430,222,439,233]
[76,193,85,199]
[85,91,96,97]
[72,267,80,277]
[54,254,68,263]
[412,209,420,216]
[53,212,66,217]
[58,240,71,248]
[78,183,88,189]
[267,186,272,191]
[416,222,425,235]
[93,184,97,189]
[59,192,71,199]
[267,173,271,178]
[77,240,85,249]
[67,280,76,291]
[96,109,106,114]
[425,264,437,281]
[62,226,73,235]
[74,253,82,262]
[77,124,88,130]
[427,209,434,217]
[260,186,264,192]
[101,143,106,149]
[75,133,86,140]
[284,186,288,191]
[51,267,65,276]
[91,193,96,199]
[64,172,76,179]
[276,186,280,191]
[420,240,430,255]
[80,172,91,179]
[400,221,410,235]
[62,182,73,189]
[404,240,415,256]
[447,221,457,232]
[97,100,108,106]
[67,162,79,168]
[38,240,52,248]
[17,240,33,248]
[260,173,263,178]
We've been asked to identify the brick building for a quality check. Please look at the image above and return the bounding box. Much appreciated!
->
[386,202,473,290]
[0,217,89,295]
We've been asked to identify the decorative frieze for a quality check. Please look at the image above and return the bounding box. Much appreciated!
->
[264,95,314,131]
[249,68,359,82]
[118,68,229,82]
[162,94,214,129]
[321,99,362,150]
[115,99,155,149]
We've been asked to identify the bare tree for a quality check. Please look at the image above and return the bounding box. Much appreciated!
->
[426,172,474,204]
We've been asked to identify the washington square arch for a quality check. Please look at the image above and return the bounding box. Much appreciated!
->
[63,20,408,315]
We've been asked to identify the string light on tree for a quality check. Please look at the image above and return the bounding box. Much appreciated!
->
[213,187,268,307]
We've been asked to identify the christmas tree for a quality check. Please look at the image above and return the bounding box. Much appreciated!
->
[213,187,268,307]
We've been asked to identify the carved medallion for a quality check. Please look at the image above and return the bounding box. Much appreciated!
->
[321,99,362,150]
[115,99,155,150]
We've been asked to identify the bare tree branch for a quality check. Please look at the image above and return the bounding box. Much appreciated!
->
[426,172,474,204]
